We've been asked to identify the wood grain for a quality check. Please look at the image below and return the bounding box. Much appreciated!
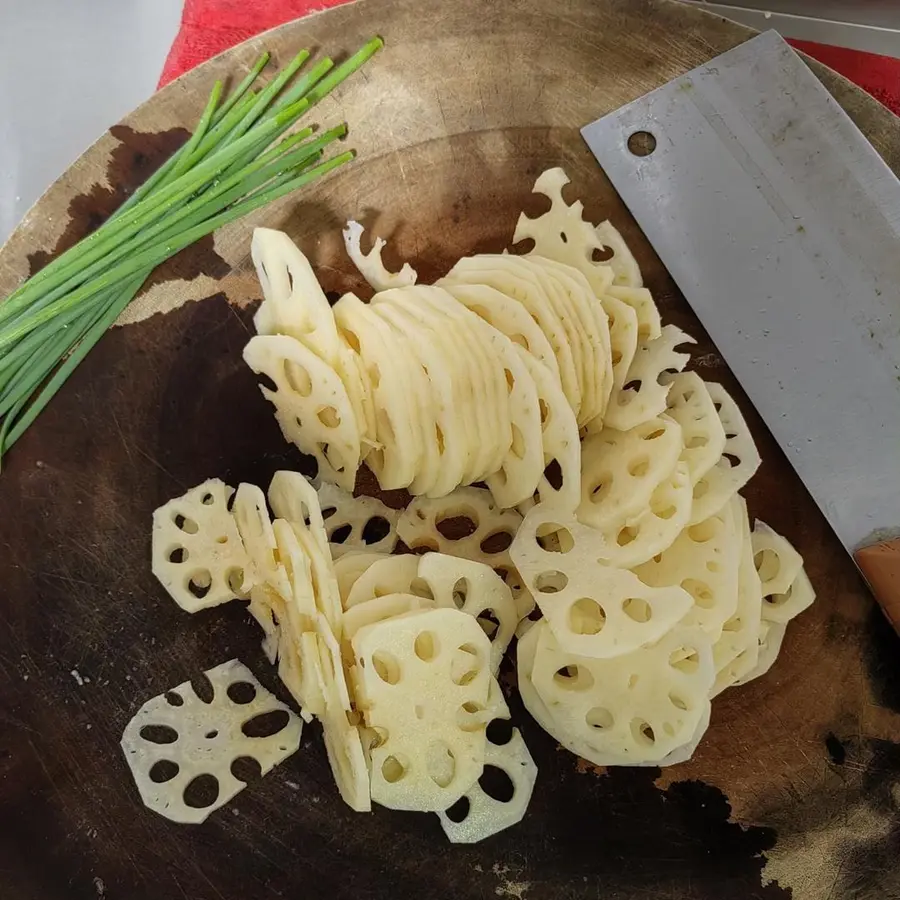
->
[1,1,899,898]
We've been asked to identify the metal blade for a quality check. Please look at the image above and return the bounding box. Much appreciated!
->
[582,30,900,552]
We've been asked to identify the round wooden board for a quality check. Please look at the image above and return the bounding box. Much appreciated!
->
[1,1,899,898]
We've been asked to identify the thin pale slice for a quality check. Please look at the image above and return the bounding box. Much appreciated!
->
[151,479,250,613]
[606,284,659,342]
[251,228,342,365]
[352,608,491,812]
[733,619,788,686]
[596,222,644,289]
[751,521,804,600]
[372,298,473,496]
[121,659,302,824]
[529,256,612,426]
[396,487,533,620]
[243,334,361,490]
[593,462,694,569]
[232,483,289,600]
[664,373,727,485]
[530,620,714,765]
[512,167,615,298]
[598,292,640,405]
[315,481,399,558]
[516,347,581,512]
[578,415,683,529]
[603,325,695,432]
[438,282,561,383]
[344,593,441,644]
[510,505,693,658]
[346,554,422,609]
[444,255,582,416]
[689,384,762,524]
[763,567,816,625]
[711,497,762,696]
[634,502,741,641]
[342,220,417,291]
[436,727,537,843]
[418,554,517,674]
[333,293,423,490]
[333,551,393,609]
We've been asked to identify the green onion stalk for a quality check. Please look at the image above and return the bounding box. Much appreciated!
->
[0,36,382,467]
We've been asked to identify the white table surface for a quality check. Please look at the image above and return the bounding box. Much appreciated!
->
[0,0,183,246]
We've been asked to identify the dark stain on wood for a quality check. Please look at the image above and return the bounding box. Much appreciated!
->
[27,124,229,289]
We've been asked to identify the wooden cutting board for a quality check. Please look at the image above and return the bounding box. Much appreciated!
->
[1,1,899,898]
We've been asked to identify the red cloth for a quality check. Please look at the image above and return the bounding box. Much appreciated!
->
[159,1,900,118]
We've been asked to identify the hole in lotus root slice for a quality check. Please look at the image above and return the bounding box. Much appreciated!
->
[511,503,693,658]
[689,384,762,525]
[664,373,727,485]
[634,502,743,641]
[603,325,695,432]
[417,553,517,674]
[345,555,423,609]
[353,608,491,812]
[333,551,395,610]
[529,621,713,765]
[436,726,538,843]
[762,566,816,626]
[606,284,659,342]
[342,220,418,292]
[751,521,805,608]
[243,334,361,491]
[312,480,399,559]
[578,415,683,530]
[152,479,253,613]
[121,660,302,824]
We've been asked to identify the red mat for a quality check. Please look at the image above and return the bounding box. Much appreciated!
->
[158,0,900,117]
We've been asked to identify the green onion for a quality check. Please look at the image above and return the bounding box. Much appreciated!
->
[0,36,383,467]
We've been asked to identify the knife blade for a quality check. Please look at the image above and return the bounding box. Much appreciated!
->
[582,31,900,624]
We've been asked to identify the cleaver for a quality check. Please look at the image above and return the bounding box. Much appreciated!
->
[582,31,900,627]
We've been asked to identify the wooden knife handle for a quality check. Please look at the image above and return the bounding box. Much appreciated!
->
[855,538,900,634]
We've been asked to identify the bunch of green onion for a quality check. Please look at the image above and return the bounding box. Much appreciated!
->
[0,36,382,467]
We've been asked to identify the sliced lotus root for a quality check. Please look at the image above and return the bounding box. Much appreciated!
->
[352,607,491,811]
[595,221,644,289]
[346,554,422,609]
[516,345,581,513]
[372,299,474,497]
[444,255,582,417]
[530,620,714,765]
[751,521,804,603]
[437,726,537,843]
[597,292,640,403]
[232,483,289,601]
[343,220,418,292]
[314,481,399,558]
[333,551,393,609]
[603,325,695,432]
[251,228,343,365]
[396,487,534,620]
[418,554,518,674]
[316,619,372,812]
[510,504,693,658]
[512,167,615,299]
[589,462,694,569]
[344,593,442,645]
[763,566,815,626]
[438,281,561,384]
[607,284,660,342]
[529,256,613,426]
[268,471,343,637]
[151,479,251,613]
[634,502,742,641]
[711,497,762,696]
[578,415,683,530]
[390,285,516,486]
[121,659,302,824]
[243,334,361,491]
[734,619,787,687]
[664,372,727,485]
[633,704,711,768]
[689,384,762,524]
[333,292,423,490]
